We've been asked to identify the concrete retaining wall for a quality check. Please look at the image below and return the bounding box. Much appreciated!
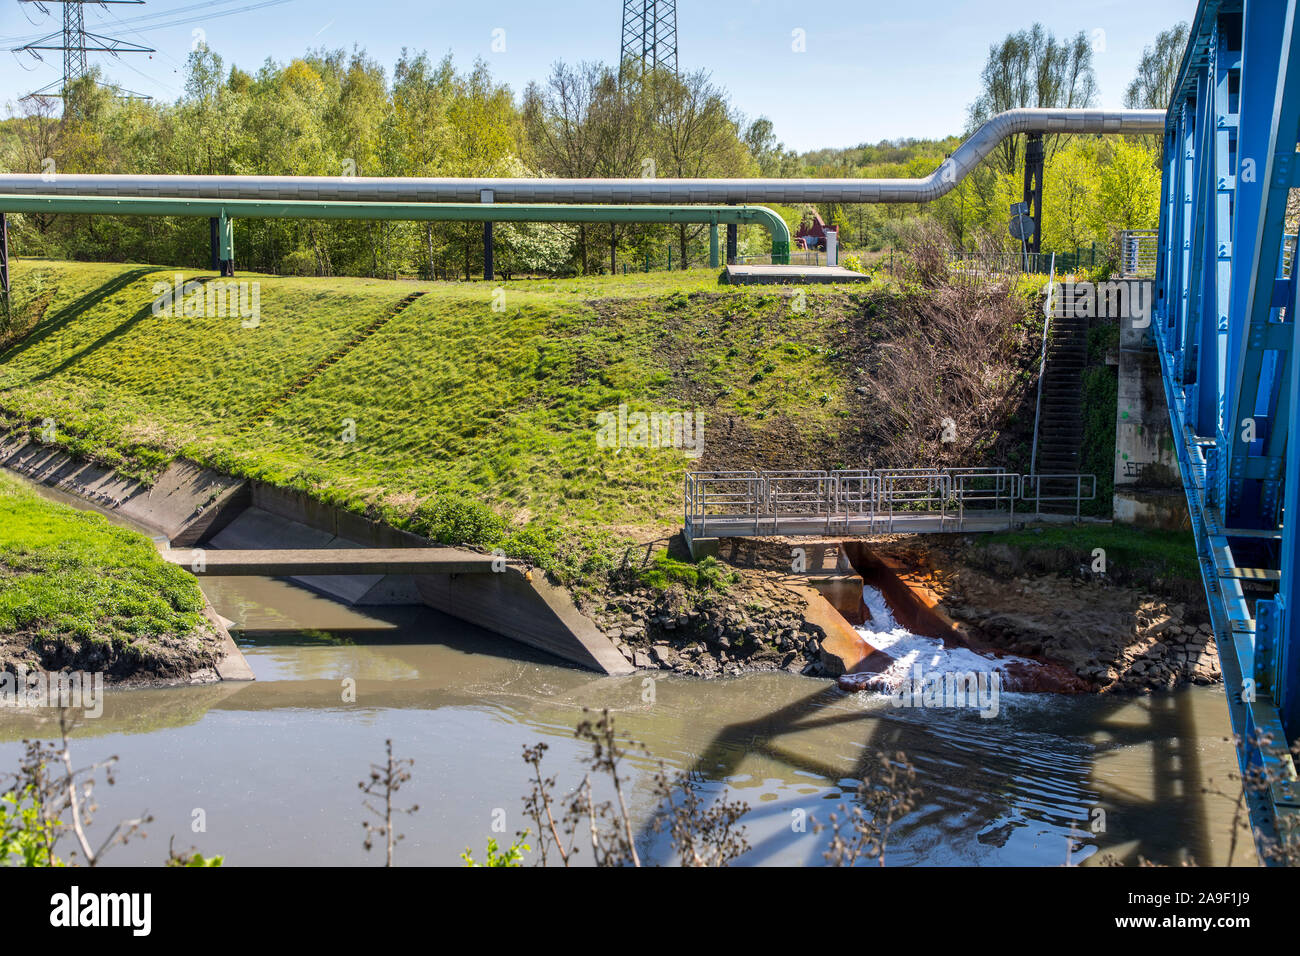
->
[0,441,630,675]
[0,437,247,543]
[1111,280,1188,530]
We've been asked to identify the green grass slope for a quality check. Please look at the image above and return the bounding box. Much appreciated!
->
[0,470,218,679]
[0,259,1042,582]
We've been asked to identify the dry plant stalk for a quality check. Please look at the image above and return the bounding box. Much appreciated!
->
[520,708,749,867]
[0,708,152,866]
[359,738,418,866]
[816,749,921,867]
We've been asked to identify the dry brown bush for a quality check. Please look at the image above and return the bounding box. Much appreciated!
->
[861,227,1040,469]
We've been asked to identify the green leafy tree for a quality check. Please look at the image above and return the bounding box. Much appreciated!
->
[1041,138,1102,252]
[1090,139,1162,236]
[971,23,1099,173]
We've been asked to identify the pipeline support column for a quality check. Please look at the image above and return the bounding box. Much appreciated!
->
[481,189,494,281]
[217,210,235,277]
[1023,133,1045,258]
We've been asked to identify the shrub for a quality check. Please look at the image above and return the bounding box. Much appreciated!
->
[635,553,738,593]
[409,494,507,547]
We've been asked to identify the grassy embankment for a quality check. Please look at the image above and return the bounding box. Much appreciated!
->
[0,470,218,679]
[0,258,1049,590]
[968,523,1202,599]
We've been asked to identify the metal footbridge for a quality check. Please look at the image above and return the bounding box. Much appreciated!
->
[684,468,1096,540]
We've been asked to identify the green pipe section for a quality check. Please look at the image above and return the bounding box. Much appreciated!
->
[0,195,791,265]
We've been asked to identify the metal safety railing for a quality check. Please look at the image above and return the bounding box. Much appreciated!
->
[1119,230,1159,278]
[733,250,830,267]
[684,467,1095,538]
[1020,473,1097,520]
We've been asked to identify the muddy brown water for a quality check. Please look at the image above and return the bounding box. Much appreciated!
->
[0,474,1256,866]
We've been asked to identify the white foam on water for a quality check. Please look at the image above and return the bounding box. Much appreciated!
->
[854,585,1041,695]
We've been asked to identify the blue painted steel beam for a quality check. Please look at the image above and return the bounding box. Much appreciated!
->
[1157,0,1300,859]
[1226,0,1297,525]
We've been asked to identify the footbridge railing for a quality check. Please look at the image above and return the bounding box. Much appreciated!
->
[684,468,1094,539]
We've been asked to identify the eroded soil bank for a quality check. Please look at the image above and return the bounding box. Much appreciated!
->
[909,536,1221,692]
[591,532,1219,694]
[582,566,838,678]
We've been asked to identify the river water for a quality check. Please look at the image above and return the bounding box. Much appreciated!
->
[0,476,1255,866]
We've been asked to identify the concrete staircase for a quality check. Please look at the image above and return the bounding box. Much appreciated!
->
[1032,307,1089,511]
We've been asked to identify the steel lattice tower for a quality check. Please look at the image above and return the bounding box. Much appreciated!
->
[14,0,154,99]
[619,0,678,80]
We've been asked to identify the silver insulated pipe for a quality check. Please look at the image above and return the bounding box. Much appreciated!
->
[0,109,1165,205]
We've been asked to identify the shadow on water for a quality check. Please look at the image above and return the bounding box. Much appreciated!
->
[661,678,1250,866]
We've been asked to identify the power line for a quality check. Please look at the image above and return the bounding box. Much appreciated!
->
[619,0,679,82]
[14,0,155,99]
[98,0,296,34]
[1,0,297,48]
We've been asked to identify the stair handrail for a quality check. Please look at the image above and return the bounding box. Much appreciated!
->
[1029,253,1056,476]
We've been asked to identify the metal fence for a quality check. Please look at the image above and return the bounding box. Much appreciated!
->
[1119,229,1293,279]
[1119,230,1159,277]
[733,250,833,267]
[950,244,1101,279]
[684,467,1095,538]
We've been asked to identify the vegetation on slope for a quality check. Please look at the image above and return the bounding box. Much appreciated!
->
[0,254,1046,586]
[969,524,1201,592]
[0,471,219,680]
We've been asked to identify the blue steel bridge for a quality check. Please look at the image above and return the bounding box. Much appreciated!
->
[1153,0,1300,854]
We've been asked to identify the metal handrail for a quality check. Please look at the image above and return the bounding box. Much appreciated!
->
[685,467,1096,536]
[763,471,836,533]
[1021,473,1097,520]
[832,470,878,529]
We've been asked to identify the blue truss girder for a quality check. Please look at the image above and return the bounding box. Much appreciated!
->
[1157,0,1300,858]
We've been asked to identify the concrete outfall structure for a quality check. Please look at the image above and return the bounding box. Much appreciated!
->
[0,440,633,677]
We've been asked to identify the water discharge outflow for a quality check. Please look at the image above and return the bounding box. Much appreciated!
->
[853,584,1041,695]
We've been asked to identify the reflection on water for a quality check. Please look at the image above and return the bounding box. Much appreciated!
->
[0,473,1256,866]
[0,572,1254,866]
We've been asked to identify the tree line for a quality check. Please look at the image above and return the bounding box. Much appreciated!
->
[0,21,1189,278]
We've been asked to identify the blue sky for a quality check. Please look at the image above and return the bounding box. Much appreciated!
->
[1,0,1196,150]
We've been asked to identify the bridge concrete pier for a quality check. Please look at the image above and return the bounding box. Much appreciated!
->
[1111,280,1187,529]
